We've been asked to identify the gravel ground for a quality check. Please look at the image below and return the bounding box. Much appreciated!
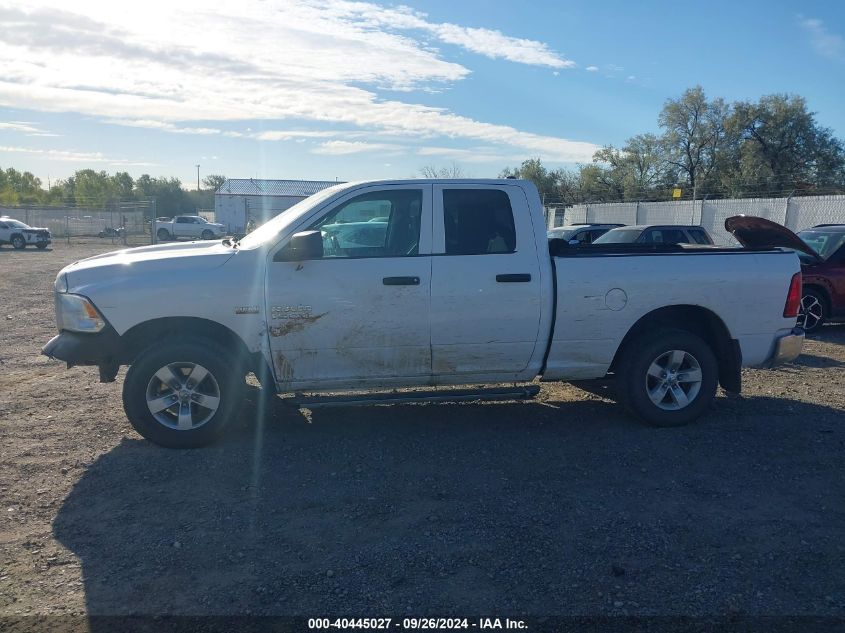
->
[0,241,843,619]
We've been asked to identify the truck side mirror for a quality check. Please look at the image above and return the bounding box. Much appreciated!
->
[276,230,324,262]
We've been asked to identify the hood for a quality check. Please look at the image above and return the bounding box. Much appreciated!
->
[725,215,821,262]
[23,226,49,232]
[62,240,237,285]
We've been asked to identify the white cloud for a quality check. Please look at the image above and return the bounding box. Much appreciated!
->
[798,16,844,60]
[253,130,341,142]
[0,144,155,165]
[304,1,574,69]
[585,65,599,72]
[103,119,224,135]
[312,140,401,155]
[427,22,574,69]
[0,0,598,162]
[0,121,39,133]
[417,145,514,163]
[0,120,58,136]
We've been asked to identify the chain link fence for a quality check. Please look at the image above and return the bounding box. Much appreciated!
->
[548,194,845,245]
[1,200,157,247]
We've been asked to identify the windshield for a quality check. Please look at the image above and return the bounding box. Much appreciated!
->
[237,184,348,249]
[593,228,642,244]
[797,229,845,260]
[3,219,29,229]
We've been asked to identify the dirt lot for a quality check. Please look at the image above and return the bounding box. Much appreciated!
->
[1,241,844,619]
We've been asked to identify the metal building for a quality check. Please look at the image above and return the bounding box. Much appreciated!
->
[214,179,340,234]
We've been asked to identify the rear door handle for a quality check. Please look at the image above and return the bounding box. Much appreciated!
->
[383,276,420,285]
[496,274,532,283]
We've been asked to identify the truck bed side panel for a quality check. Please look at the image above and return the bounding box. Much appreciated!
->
[543,250,800,380]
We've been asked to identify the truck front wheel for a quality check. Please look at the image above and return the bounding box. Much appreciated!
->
[617,329,718,427]
[122,339,244,447]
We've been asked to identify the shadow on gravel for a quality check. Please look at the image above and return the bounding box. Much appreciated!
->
[810,323,845,345]
[54,388,845,619]
[790,353,845,369]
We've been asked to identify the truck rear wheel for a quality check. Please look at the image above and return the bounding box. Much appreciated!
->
[616,329,718,427]
[11,234,26,249]
[122,339,244,448]
[157,228,170,241]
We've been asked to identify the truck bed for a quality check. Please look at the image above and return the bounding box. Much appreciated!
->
[542,242,800,381]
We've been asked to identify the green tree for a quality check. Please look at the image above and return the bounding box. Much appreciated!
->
[134,175,188,216]
[728,94,845,195]
[499,158,559,200]
[658,86,730,198]
[112,171,135,200]
[201,174,227,191]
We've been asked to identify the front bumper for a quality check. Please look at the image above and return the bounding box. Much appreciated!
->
[25,231,51,244]
[42,327,124,381]
[763,327,804,368]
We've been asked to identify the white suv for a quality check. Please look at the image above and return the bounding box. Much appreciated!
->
[0,217,52,249]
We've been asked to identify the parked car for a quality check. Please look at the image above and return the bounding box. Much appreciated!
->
[43,179,803,448]
[547,223,624,244]
[155,215,226,242]
[98,226,125,239]
[0,217,52,249]
[594,225,714,245]
[726,218,845,333]
[797,225,845,331]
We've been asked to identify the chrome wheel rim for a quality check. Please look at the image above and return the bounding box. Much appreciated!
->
[646,349,702,411]
[798,294,823,331]
[145,362,220,430]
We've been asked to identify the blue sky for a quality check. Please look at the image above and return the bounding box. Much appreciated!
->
[1,0,843,188]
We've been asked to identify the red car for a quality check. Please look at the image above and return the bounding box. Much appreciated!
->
[794,225,845,332]
[727,218,845,333]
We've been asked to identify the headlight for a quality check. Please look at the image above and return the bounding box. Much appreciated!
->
[57,294,105,332]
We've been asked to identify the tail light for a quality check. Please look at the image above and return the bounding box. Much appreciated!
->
[783,272,802,318]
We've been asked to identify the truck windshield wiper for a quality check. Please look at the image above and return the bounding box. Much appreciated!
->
[222,237,239,249]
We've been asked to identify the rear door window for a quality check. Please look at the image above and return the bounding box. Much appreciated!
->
[443,189,516,255]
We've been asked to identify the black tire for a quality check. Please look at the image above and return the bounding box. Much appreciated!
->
[157,228,171,242]
[616,328,718,427]
[798,288,827,333]
[201,229,214,240]
[122,339,244,448]
[11,234,26,249]
[36,243,48,250]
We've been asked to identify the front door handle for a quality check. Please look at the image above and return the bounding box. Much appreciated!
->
[383,276,420,286]
[496,273,532,283]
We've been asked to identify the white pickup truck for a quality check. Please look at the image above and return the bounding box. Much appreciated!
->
[43,179,804,447]
[154,215,227,242]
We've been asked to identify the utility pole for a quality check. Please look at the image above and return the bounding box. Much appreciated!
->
[196,164,201,193]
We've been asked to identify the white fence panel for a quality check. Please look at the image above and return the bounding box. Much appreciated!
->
[638,200,700,226]
[586,203,637,225]
[787,195,845,232]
